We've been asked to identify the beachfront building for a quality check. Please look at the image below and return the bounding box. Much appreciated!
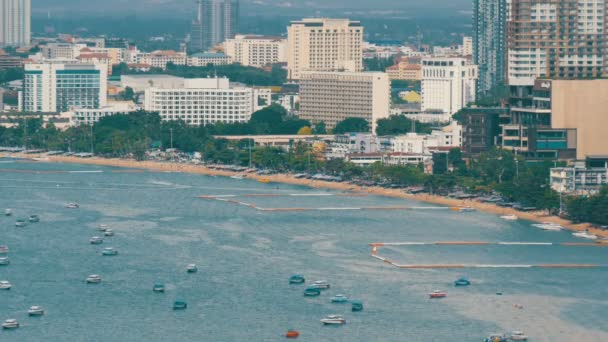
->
[22,61,107,113]
[223,35,287,68]
[62,101,139,126]
[550,157,608,195]
[143,77,271,126]
[298,71,390,133]
[120,75,186,93]
[421,57,478,116]
[287,18,363,80]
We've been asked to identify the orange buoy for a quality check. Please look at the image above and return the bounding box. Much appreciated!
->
[286,330,300,338]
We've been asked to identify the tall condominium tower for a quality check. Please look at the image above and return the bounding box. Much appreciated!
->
[287,18,364,80]
[473,0,507,96]
[507,0,608,85]
[190,0,239,53]
[0,0,31,48]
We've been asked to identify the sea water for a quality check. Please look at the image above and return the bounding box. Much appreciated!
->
[1,160,607,341]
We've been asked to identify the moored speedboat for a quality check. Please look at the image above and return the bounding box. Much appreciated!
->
[429,290,447,299]
[28,215,40,223]
[1,319,19,329]
[0,245,8,253]
[15,219,27,227]
[28,306,45,316]
[454,278,471,286]
[153,283,165,293]
[65,203,79,209]
[103,229,114,237]
[532,222,562,231]
[0,257,9,265]
[4,209,12,216]
[457,207,476,212]
[351,300,364,312]
[285,329,300,338]
[186,264,198,273]
[484,334,507,342]
[90,236,103,245]
[0,280,12,290]
[173,300,187,310]
[86,274,102,284]
[230,175,245,180]
[98,224,108,231]
[289,274,305,284]
[320,315,346,325]
[312,280,330,289]
[572,231,598,240]
[102,247,118,256]
[304,287,321,297]
[500,215,518,221]
[508,331,528,341]
[330,294,348,303]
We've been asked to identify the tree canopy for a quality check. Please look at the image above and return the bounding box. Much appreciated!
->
[333,118,370,134]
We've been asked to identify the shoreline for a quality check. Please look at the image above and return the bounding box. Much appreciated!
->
[3,153,607,239]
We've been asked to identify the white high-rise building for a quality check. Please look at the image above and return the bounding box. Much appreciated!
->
[144,78,271,126]
[421,57,478,115]
[223,35,287,68]
[0,0,30,48]
[298,71,390,133]
[287,18,363,80]
[22,62,108,113]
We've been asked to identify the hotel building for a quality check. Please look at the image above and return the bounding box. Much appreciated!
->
[224,35,287,68]
[421,57,478,115]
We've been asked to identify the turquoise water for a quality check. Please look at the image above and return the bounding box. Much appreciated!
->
[1,160,608,341]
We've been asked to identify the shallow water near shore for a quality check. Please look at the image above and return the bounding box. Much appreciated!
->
[1,161,607,341]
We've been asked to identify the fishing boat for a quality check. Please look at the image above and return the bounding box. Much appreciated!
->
[532,222,562,231]
[285,329,300,338]
[320,315,346,325]
[4,209,12,216]
[28,215,40,223]
[312,280,330,289]
[289,274,305,284]
[65,203,79,209]
[0,257,9,265]
[0,245,8,253]
[303,287,321,297]
[102,247,118,256]
[454,278,471,286]
[484,334,507,342]
[330,294,349,303]
[153,283,165,293]
[90,236,103,245]
[15,219,27,227]
[28,306,45,316]
[103,229,114,237]
[351,300,364,312]
[173,300,187,310]
[86,274,102,284]
[572,231,598,240]
[500,215,518,221]
[186,264,198,273]
[0,280,12,290]
[508,331,528,341]
[1,319,19,329]
[429,290,447,299]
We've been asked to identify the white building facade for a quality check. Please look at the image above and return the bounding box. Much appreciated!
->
[143,78,271,126]
[187,52,232,67]
[421,57,477,115]
[224,35,287,68]
[0,0,30,47]
[22,61,107,113]
[287,18,363,80]
[298,71,390,133]
[63,101,139,126]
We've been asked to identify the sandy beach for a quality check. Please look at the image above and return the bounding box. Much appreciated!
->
[3,153,608,239]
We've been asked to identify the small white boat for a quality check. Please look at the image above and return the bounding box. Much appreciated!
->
[458,207,476,212]
[532,222,563,231]
[312,280,330,289]
[103,229,114,237]
[28,306,45,316]
[90,236,103,245]
[65,203,79,209]
[186,264,198,273]
[4,209,12,216]
[500,215,518,221]
[320,315,346,325]
[0,245,8,253]
[28,215,40,223]
[2,319,19,329]
[230,175,245,180]
[331,294,349,303]
[508,331,528,341]
[572,231,598,240]
[86,275,102,284]
[0,257,9,265]
[0,280,12,290]
[15,219,27,227]
[102,247,118,256]
[98,224,108,231]
[429,290,447,299]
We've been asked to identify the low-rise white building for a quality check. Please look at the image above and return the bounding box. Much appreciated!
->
[136,50,187,69]
[224,35,287,68]
[121,75,186,93]
[63,101,139,126]
[143,78,271,126]
[40,43,87,59]
[187,52,231,67]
